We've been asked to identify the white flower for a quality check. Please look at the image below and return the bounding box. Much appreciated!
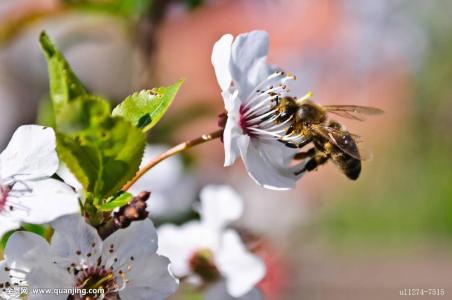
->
[1,214,178,300]
[158,185,265,299]
[212,30,307,190]
[129,145,197,219]
[0,125,79,237]
[204,280,264,300]
[0,259,26,300]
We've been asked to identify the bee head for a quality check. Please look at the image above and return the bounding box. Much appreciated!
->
[296,101,327,124]
[276,97,298,122]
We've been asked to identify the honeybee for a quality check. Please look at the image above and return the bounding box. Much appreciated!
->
[271,96,383,180]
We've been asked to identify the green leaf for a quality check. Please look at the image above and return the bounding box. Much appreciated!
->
[97,192,133,212]
[21,224,48,237]
[40,32,146,200]
[56,133,100,193]
[0,230,14,250]
[36,97,56,127]
[63,0,152,18]
[56,94,111,134]
[112,80,183,132]
[39,31,88,119]
[57,116,145,199]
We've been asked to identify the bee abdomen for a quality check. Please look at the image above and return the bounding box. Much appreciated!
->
[342,156,361,180]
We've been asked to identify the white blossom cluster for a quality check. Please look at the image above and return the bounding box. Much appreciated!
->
[0,30,305,300]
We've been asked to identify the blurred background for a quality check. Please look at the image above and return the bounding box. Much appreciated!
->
[1,0,452,299]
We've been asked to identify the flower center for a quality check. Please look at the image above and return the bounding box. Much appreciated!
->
[72,267,119,300]
[0,180,32,216]
[236,71,300,141]
[189,249,220,283]
[239,106,257,137]
[0,184,11,212]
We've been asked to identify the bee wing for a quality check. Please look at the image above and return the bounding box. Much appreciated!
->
[323,105,384,122]
[311,124,372,161]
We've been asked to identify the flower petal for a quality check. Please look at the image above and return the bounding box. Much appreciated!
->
[50,214,102,268]
[230,31,272,98]
[212,34,233,91]
[4,231,51,273]
[0,217,19,238]
[240,139,305,190]
[157,222,219,277]
[0,260,9,280]
[0,260,25,300]
[56,162,83,193]
[199,185,243,230]
[223,104,249,167]
[0,125,58,180]
[26,263,73,300]
[119,254,178,300]
[217,230,265,298]
[205,280,264,300]
[11,179,80,225]
[102,219,158,270]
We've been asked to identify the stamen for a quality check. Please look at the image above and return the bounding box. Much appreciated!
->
[243,85,287,112]
[235,68,309,146]
[246,109,278,125]
[245,71,284,100]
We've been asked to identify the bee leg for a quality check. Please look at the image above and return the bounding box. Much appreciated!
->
[280,136,312,149]
[296,138,312,149]
[294,147,316,160]
[279,140,298,148]
[295,154,329,175]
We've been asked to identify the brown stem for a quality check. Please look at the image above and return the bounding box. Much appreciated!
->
[122,129,223,191]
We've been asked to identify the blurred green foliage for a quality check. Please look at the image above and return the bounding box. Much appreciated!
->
[61,0,152,18]
[319,6,452,248]
[0,0,205,44]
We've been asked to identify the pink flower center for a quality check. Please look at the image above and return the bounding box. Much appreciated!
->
[239,105,257,137]
[0,184,11,212]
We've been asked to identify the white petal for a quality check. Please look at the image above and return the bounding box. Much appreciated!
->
[56,162,83,193]
[223,108,249,167]
[0,125,58,180]
[27,264,73,300]
[102,219,158,270]
[240,140,304,190]
[0,260,11,285]
[0,217,20,238]
[222,88,241,115]
[4,231,51,272]
[156,224,192,277]
[120,254,178,300]
[212,34,233,91]
[157,222,219,278]
[12,179,80,225]
[0,261,21,300]
[200,185,243,230]
[217,230,265,298]
[50,214,102,268]
[230,31,272,98]
[205,280,264,300]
